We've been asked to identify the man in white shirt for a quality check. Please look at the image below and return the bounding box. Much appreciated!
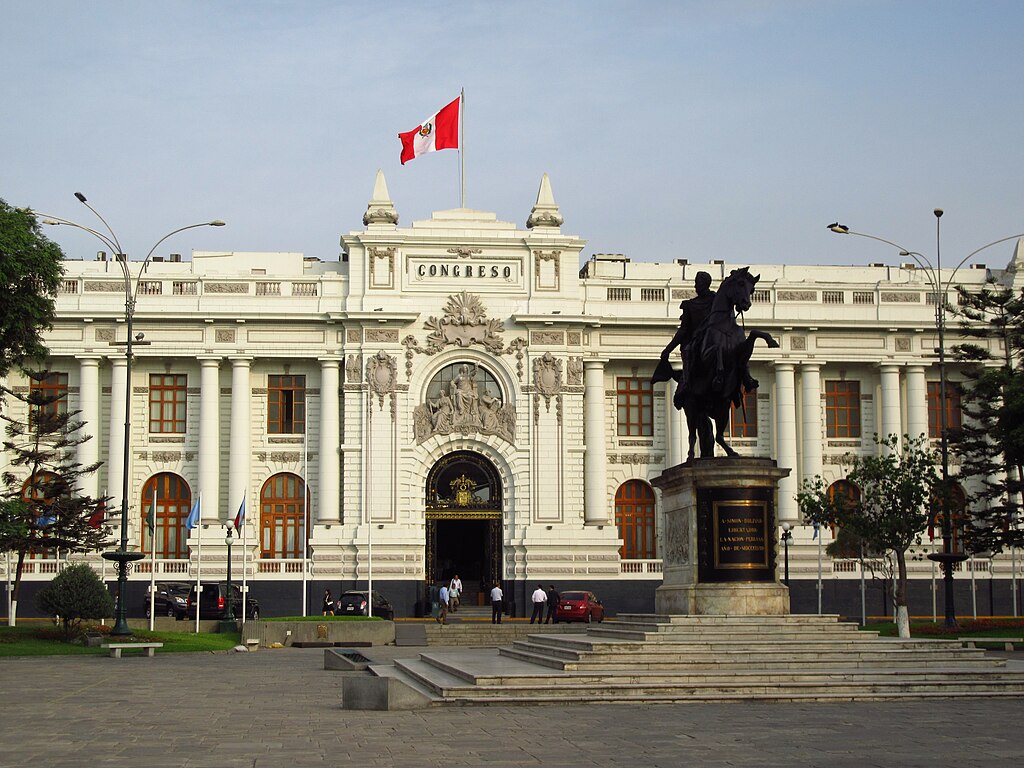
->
[448,574,462,612]
[530,584,547,624]
[489,582,503,624]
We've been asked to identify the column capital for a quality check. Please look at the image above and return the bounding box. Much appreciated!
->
[197,355,223,366]
[228,355,254,365]
[583,358,608,369]
[876,361,903,371]
[318,356,343,366]
[75,354,104,363]
[771,361,796,372]
[799,361,822,372]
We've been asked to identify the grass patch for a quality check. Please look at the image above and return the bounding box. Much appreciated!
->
[263,615,385,622]
[0,624,240,657]
[861,618,1024,639]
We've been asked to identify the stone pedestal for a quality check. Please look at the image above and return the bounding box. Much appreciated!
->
[652,457,791,615]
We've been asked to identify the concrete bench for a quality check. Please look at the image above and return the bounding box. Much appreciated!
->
[245,638,260,652]
[964,638,1023,651]
[101,642,164,658]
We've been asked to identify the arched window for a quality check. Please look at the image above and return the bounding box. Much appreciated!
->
[140,473,192,559]
[826,479,861,539]
[615,480,657,559]
[260,473,308,559]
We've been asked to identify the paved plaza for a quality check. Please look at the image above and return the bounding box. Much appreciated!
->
[2,645,1024,767]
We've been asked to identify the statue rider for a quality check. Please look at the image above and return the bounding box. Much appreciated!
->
[653,271,716,408]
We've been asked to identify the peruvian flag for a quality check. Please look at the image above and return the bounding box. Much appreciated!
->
[398,96,460,165]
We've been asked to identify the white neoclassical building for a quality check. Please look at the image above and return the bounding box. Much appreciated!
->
[5,171,1023,618]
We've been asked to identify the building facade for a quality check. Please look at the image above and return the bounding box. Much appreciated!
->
[5,172,1024,619]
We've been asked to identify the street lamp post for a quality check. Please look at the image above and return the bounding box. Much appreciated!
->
[35,195,224,636]
[781,522,792,586]
[219,522,236,632]
[827,214,1024,628]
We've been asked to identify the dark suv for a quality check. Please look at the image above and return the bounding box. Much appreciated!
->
[336,590,394,620]
[186,582,260,620]
[145,581,190,620]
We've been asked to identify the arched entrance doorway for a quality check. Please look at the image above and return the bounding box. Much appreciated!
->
[425,450,502,602]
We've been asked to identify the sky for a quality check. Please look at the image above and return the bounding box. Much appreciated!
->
[3,1,1023,271]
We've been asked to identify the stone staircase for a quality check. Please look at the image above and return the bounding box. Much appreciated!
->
[354,614,1024,707]
[421,618,587,646]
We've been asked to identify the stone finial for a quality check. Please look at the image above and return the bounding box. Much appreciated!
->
[526,173,563,230]
[363,169,399,226]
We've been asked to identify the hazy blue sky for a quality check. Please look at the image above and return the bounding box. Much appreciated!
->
[3,1,1023,270]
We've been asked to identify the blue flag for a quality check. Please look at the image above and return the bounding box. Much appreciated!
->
[233,497,245,531]
[185,496,201,530]
[812,521,820,540]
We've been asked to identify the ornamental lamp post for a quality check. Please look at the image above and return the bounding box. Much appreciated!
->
[37,195,224,636]
[826,213,1024,628]
[219,521,236,632]
[781,522,792,586]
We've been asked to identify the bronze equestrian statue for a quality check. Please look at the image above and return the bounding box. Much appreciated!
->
[653,267,779,459]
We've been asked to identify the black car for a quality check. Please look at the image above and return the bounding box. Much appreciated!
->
[145,581,190,620]
[186,582,260,620]
[336,590,394,620]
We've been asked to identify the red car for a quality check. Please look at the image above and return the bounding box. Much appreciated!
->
[554,591,604,623]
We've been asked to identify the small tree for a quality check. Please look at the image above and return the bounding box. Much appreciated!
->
[36,563,114,640]
[0,370,108,624]
[0,199,64,378]
[797,434,938,638]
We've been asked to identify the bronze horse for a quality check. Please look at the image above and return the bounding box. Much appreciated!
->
[677,267,778,458]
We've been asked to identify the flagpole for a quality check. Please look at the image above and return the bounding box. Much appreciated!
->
[240,494,247,626]
[459,87,465,208]
[194,493,202,634]
[148,485,156,632]
[816,525,822,615]
[302,430,308,617]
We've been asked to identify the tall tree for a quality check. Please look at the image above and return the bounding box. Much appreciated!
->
[797,435,939,638]
[949,282,1024,555]
[0,199,65,378]
[0,371,108,624]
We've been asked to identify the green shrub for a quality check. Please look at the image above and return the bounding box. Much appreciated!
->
[35,564,114,641]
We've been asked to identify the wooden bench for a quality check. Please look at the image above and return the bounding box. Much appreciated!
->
[964,638,1024,651]
[101,642,164,658]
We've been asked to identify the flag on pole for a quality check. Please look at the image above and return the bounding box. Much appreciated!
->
[398,96,460,165]
[186,497,201,530]
[88,499,106,530]
[812,521,819,540]
[234,496,245,531]
[145,501,155,533]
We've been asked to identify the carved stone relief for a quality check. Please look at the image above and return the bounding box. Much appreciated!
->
[412,362,516,445]
[881,292,921,303]
[347,329,361,343]
[567,357,583,385]
[95,328,115,342]
[365,329,398,344]
[567,332,581,346]
[205,282,249,294]
[895,337,912,352]
[777,290,817,302]
[532,352,563,410]
[530,331,564,346]
[790,336,807,351]
[345,355,361,384]
[215,329,236,343]
[447,247,481,258]
[366,350,397,408]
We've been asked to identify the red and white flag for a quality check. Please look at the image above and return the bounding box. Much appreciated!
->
[398,96,460,165]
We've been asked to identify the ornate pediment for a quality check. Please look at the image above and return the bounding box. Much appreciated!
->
[414,291,507,354]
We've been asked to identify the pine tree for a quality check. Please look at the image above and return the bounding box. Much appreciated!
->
[0,370,109,624]
[949,282,1024,555]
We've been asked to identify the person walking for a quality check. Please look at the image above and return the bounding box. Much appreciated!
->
[530,584,547,624]
[490,581,504,624]
[437,583,449,624]
[545,584,559,624]
[448,574,462,613]
[322,589,334,616]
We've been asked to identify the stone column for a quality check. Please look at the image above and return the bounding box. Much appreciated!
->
[665,384,686,467]
[583,360,610,525]
[107,357,127,513]
[198,357,221,523]
[800,362,823,484]
[77,357,102,499]
[318,357,341,524]
[906,365,928,443]
[228,357,252,524]
[880,363,902,451]
[774,362,798,522]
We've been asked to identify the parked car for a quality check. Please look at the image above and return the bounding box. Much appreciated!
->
[554,590,604,623]
[336,590,394,620]
[144,581,190,620]
[186,582,260,620]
